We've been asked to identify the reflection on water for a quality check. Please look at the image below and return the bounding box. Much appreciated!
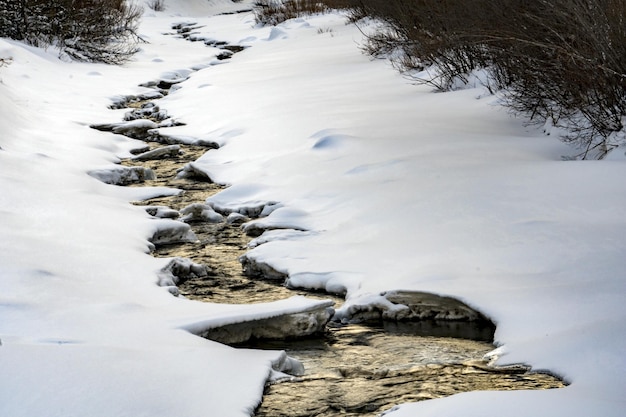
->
[381,319,495,342]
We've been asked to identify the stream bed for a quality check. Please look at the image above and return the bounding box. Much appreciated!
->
[250,323,563,417]
[90,32,566,416]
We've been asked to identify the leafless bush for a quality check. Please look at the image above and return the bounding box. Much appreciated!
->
[0,0,143,64]
[348,0,626,159]
[148,0,165,12]
[254,0,351,25]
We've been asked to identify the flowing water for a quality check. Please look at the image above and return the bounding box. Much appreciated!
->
[250,323,563,417]
[122,132,565,417]
[91,27,566,417]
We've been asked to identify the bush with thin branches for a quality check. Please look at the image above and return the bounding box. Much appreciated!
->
[0,0,143,64]
[255,0,626,158]
[346,0,626,159]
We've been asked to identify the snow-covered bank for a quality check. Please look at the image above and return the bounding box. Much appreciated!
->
[2,1,625,416]
[0,2,325,416]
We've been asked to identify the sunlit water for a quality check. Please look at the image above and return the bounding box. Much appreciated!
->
[106,79,565,417]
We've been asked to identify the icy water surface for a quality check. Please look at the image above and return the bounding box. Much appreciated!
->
[93,50,565,416]
[251,323,563,417]
[136,150,565,415]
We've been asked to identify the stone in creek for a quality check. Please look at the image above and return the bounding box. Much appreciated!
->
[180,203,225,223]
[157,256,210,291]
[131,145,181,161]
[108,91,165,109]
[150,132,220,148]
[144,206,179,219]
[129,145,151,155]
[176,162,214,182]
[242,222,307,238]
[383,290,492,322]
[271,351,305,377]
[149,220,197,246]
[226,212,247,224]
[157,69,194,89]
[112,120,159,139]
[220,45,246,53]
[239,255,289,282]
[210,200,281,219]
[88,166,156,185]
[124,103,170,122]
[171,22,199,31]
[90,120,158,140]
[336,290,496,335]
[197,302,335,344]
[216,51,234,60]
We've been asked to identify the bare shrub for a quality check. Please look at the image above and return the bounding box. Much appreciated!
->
[254,0,351,25]
[0,0,143,64]
[348,0,626,159]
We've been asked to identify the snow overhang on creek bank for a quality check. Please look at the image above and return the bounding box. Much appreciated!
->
[1,1,625,417]
[177,297,335,344]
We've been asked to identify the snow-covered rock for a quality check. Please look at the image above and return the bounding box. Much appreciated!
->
[196,301,334,344]
[270,351,305,377]
[88,166,156,185]
[226,212,247,224]
[91,119,159,139]
[149,219,198,245]
[157,69,194,88]
[144,205,180,219]
[241,207,310,237]
[131,144,181,161]
[176,162,215,181]
[333,291,493,323]
[151,132,220,148]
[124,103,170,122]
[157,257,210,289]
[108,90,165,109]
[180,203,225,223]
[239,254,289,282]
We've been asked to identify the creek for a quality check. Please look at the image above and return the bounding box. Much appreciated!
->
[89,25,565,417]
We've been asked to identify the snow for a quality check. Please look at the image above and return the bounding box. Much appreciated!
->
[1,1,625,416]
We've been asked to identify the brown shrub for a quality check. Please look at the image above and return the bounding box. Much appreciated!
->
[0,0,143,64]
[254,0,352,25]
[344,0,626,158]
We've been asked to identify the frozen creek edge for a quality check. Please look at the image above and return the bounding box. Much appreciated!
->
[84,23,567,410]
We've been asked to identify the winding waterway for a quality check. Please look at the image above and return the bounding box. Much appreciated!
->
[90,24,566,417]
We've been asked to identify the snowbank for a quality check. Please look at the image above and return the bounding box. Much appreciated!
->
[1,1,625,417]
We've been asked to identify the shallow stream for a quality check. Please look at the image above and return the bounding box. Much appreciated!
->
[251,323,563,417]
[121,122,565,417]
[91,26,566,417]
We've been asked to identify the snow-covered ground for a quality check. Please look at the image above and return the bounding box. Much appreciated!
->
[1,1,624,416]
